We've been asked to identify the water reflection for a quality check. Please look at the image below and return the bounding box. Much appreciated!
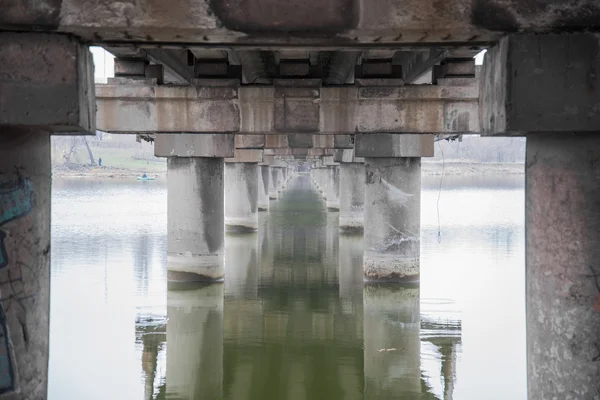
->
[167,284,224,400]
[50,174,525,400]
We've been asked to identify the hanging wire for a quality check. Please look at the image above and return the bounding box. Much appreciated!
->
[437,140,445,243]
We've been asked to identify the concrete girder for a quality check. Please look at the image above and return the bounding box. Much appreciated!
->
[96,82,478,134]
[3,0,600,46]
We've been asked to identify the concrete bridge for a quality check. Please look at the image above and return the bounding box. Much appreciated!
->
[1,1,600,398]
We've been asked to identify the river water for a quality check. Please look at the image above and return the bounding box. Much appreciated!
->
[48,173,525,400]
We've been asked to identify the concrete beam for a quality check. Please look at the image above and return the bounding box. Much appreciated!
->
[0,33,95,133]
[96,83,478,134]
[3,1,600,46]
[334,149,364,163]
[480,33,600,136]
[354,134,434,157]
[155,134,234,157]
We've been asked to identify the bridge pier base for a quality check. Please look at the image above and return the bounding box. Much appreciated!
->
[526,134,600,398]
[363,157,421,283]
[339,162,365,231]
[268,167,279,200]
[225,162,259,233]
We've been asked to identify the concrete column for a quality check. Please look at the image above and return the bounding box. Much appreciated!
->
[167,157,225,282]
[363,158,421,282]
[166,284,223,400]
[0,32,94,399]
[325,165,340,211]
[526,134,600,398]
[276,167,285,193]
[339,163,365,231]
[224,162,259,232]
[364,285,421,398]
[268,167,279,200]
[479,34,600,398]
[258,165,270,211]
[0,131,51,398]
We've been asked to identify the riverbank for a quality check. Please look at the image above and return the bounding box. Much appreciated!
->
[52,163,166,178]
[52,161,524,178]
[422,161,523,176]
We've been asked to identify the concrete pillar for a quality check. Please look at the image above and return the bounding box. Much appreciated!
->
[276,167,285,193]
[0,131,51,398]
[268,167,279,200]
[0,32,95,398]
[258,165,270,211]
[363,158,421,282]
[526,134,600,398]
[167,158,225,282]
[325,165,340,211]
[166,284,223,400]
[364,285,421,398]
[339,163,365,231]
[479,34,600,398]
[156,134,234,282]
[224,162,259,232]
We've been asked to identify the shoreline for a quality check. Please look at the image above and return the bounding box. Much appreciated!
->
[51,162,524,179]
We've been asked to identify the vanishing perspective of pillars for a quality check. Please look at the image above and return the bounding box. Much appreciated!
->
[364,285,421,397]
[167,157,225,282]
[325,165,340,211]
[225,162,259,232]
[526,134,600,398]
[166,284,223,400]
[258,165,270,211]
[339,163,365,231]
[0,131,51,398]
[363,157,421,282]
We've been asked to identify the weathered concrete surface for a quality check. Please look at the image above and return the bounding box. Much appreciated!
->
[364,158,421,282]
[258,165,270,211]
[339,163,365,231]
[481,33,600,136]
[167,284,223,400]
[167,157,224,282]
[355,134,434,158]
[364,285,421,398]
[225,149,263,163]
[0,33,95,133]
[526,134,600,399]
[4,0,600,45]
[96,84,479,134]
[235,134,265,149]
[155,134,234,158]
[225,163,259,232]
[325,166,340,211]
[334,149,364,163]
[0,130,51,399]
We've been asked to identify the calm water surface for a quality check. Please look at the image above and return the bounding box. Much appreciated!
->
[48,173,525,400]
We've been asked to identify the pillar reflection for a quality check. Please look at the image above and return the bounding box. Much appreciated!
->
[364,285,421,399]
[166,284,223,400]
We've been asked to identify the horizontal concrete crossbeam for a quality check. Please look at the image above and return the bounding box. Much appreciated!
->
[96,82,478,134]
[2,0,598,46]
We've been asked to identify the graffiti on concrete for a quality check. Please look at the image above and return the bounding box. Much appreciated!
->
[0,177,34,394]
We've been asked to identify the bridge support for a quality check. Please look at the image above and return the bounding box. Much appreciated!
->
[0,32,94,398]
[325,165,340,211]
[335,150,366,231]
[258,165,270,211]
[156,134,234,282]
[268,167,279,200]
[225,150,262,232]
[357,134,432,282]
[481,33,600,398]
